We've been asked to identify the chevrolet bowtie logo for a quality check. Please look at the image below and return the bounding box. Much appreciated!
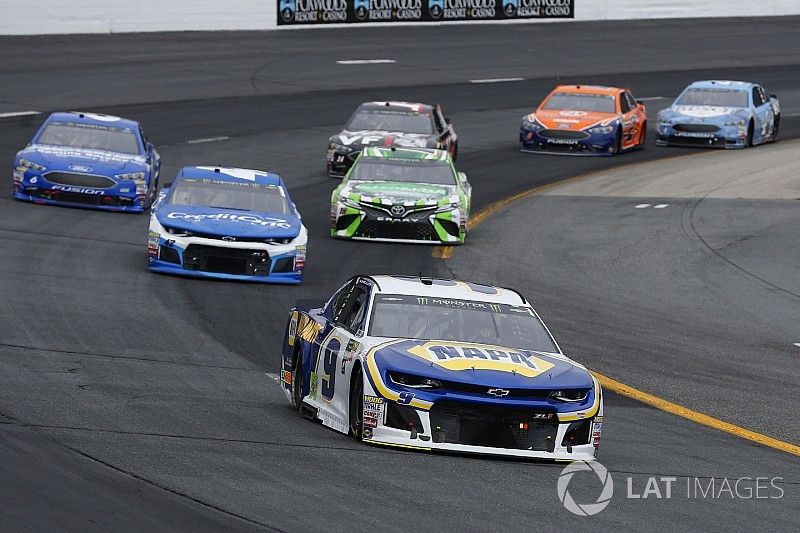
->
[221,236,236,242]
[487,388,510,397]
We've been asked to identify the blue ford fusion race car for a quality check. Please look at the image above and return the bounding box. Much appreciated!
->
[148,166,307,284]
[656,80,780,148]
[281,275,604,460]
[13,111,160,211]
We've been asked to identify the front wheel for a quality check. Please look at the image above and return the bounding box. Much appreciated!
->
[348,367,364,440]
[612,128,622,154]
[292,350,303,411]
[635,122,647,151]
[746,121,754,147]
[771,114,781,142]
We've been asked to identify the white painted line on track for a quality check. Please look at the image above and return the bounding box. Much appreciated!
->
[637,96,666,101]
[635,203,652,209]
[186,136,230,144]
[469,77,525,84]
[794,343,800,349]
[266,372,281,384]
[0,110,40,118]
[784,112,800,117]
[654,204,669,209]
[336,59,395,65]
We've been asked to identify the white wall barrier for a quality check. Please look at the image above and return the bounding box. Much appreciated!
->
[0,0,798,35]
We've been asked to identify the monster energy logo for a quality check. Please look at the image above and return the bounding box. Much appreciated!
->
[417,297,428,305]
[488,304,501,312]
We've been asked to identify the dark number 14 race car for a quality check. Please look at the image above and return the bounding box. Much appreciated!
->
[326,101,458,177]
[280,275,604,460]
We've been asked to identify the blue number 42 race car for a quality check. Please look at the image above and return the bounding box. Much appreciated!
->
[13,111,160,212]
[148,166,307,284]
[281,275,604,460]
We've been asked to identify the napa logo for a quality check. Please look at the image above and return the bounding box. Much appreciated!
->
[503,0,517,17]
[354,0,369,19]
[428,0,444,19]
[406,341,556,378]
[280,0,296,22]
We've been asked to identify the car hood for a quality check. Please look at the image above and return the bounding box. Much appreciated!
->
[665,105,745,120]
[18,144,146,174]
[529,109,618,131]
[342,180,457,206]
[369,339,594,390]
[155,204,301,239]
[334,130,433,150]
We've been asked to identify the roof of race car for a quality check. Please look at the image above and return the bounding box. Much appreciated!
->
[46,111,140,130]
[176,166,284,186]
[688,80,753,90]
[369,275,526,305]
[551,85,623,97]
[360,101,433,113]
[360,147,449,161]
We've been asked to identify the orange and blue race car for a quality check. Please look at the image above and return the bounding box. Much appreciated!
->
[519,85,647,156]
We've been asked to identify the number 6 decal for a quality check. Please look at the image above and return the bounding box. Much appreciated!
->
[321,338,341,401]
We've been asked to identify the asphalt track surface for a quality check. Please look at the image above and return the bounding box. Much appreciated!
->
[1,17,799,531]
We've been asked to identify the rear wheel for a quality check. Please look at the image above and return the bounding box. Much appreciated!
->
[349,367,364,439]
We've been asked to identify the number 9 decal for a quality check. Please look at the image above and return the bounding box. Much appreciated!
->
[321,338,341,401]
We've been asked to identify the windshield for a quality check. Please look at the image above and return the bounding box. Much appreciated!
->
[368,294,558,353]
[346,109,433,135]
[676,88,748,107]
[169,178,291,213]
[542,93,616,113]
[36,122,140,155]
[351,159,455,185]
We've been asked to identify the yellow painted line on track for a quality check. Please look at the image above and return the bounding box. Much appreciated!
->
[430,152,800,458]
[593,371,800,457]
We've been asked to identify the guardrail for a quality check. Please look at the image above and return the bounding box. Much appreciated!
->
[0,0,797,35]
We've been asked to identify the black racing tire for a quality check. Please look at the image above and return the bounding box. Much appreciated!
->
[613,128,622,154]
[746,120,754,147]
[145,178,159,209]
[771,114,781,142]
[635,122,647,151]
[348,366,364,440]
[291,348,303,411]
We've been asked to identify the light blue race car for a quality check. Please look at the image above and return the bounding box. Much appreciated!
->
[148,166,307,284]
[13,111,160,212]
[656,80,780,149]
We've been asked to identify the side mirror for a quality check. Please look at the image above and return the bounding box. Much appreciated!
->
[457,171,468,185]
[770,94,778,100]
[636,99,645,105]
[445,117,452,125]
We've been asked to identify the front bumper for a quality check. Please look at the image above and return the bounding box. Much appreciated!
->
[655,123,747,149]
[362,384,603,461]
[519,128,617,156]
[331,201,465,244]
[13,168,146,212]
[148,231,305,284]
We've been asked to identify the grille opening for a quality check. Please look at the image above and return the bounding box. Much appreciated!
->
[335,213,360,231]
[184,244,270,276]
[272,257,295,273]
[562,419,592,446]
[673,123,720,133]
[430,400,558,451]
[385,402,423,431]
[539,129,591,140]
[44,172,116,189]
[158,246,181,265]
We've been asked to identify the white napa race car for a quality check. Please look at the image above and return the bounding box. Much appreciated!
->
[280,274,603,460]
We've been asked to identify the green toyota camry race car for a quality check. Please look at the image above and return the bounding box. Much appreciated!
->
[330,147,471,244]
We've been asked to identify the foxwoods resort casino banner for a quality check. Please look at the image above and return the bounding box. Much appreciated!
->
[277,0,574,25]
